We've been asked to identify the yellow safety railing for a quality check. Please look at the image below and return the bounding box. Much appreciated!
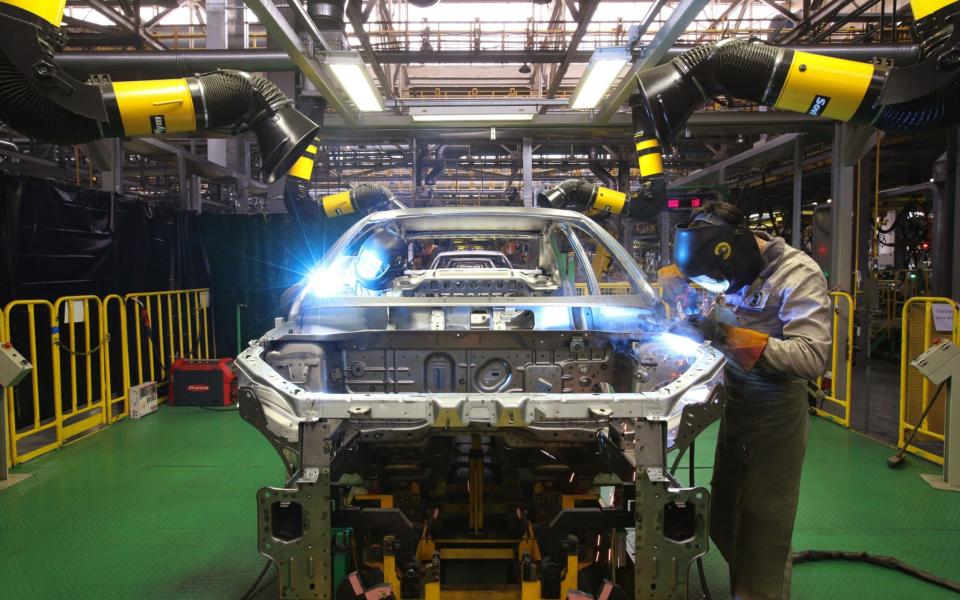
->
[813,292,855,427]
[3,300,62,464]
[103,294,130,423]
[1,288,212,466]
[125,288,211,391]
[52,295,109,443]
[898,296,960,465]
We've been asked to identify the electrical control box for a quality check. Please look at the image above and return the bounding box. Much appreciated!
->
[912,340,960,385]
[0,341,32,388]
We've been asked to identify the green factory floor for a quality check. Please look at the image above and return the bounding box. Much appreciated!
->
[1,407,959,600]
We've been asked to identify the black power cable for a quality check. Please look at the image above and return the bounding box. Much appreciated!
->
[688,439,713,600]
[792,550,960,595]
[888,379,947,468]
[239,560,274,600]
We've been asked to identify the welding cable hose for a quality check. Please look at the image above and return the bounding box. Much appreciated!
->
[0,0,319,182]
[629,0,960,212]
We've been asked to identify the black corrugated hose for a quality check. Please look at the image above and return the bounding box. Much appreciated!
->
[351,183,398,212]
[657,37,960,136]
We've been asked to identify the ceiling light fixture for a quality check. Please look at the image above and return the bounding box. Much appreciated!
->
[569,47,630,110]
[409,105,536,122]
[519,63,532,74]
[323,51,384,112]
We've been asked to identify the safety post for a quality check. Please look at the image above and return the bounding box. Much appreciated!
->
[102,294,130,423]
[899,296,960,465]
[52,295,109,442]
[814,291,855,427]
[2,300,62,465]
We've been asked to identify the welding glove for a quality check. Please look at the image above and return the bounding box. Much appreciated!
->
[670,315,770,372]
[657,264,692,310]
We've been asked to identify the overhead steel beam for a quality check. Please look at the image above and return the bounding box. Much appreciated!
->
[809,0,882,43]
[595,0,710,123]
[695,0,746,43]
[780,0,857,43]
[760,0,800,22]
[57,45,920,77]
[244,0,357,122]
[85,0,167,50]
[543,0,600,108]
[347,0,395,100]
[672,133,804,185]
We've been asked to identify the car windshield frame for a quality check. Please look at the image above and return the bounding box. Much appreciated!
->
[292,207,660,313]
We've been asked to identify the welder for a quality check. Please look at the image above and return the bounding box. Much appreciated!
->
[663,201,832,600]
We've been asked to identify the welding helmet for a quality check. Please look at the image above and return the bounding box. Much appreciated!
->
[355,226,407,291]
[673,212,762,294]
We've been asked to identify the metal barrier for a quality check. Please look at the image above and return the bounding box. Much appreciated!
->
[814,292,855,427]
[103,294,130,423]
[1,288,212,466]
[51,295,109,443]
[125,288,211,391]
[898,296,959,465]
[2,300,62,465]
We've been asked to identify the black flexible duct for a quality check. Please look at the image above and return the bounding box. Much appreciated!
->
[537,178,599,211]
[657,38,960,135]
[0,3,319,182]
[588,149,616,189]
[351,183,398,211]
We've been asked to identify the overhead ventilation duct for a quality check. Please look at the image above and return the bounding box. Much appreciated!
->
[588,149,617,189]
[307,0,346,30]
[0,0,320,183]
[423,145,470,185]
[629,0,960,212]
[537,178,626,218]
[319,184,400,219]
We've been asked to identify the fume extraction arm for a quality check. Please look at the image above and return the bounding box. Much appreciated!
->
[630,0,960,209]
[0,0,320,183]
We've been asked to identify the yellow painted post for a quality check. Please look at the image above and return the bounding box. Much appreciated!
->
[103,294,130,423]
[156,294,166,379]
[83,298,93,409]
[134,299,144,385]
[165,294,174,367]
[201,291,210,359]
[176,292,185,364]
[184,292,194,359]
[145,296,156,383]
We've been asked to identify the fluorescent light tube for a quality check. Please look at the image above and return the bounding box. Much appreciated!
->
[570,47,630,110]
[325,53,384,112]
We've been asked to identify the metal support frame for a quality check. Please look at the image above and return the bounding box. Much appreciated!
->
[760,0,800,23]
[542,0,600,108]
[86,138,124,195]
[85,0,167,50]
[346,0,396,101]
[596,0,711,123]
[830,122,874,292]
[941,128,960,298]
[245,0,357,121]
[522,137,534,206]
[792,136,802,248]
[780,0,857,44]
[673,133,804,186]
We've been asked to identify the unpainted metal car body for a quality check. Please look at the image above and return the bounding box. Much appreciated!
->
[235,207,724,600]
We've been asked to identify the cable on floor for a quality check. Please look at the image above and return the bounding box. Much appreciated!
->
[240,559,274,600]
[792,550,960,594]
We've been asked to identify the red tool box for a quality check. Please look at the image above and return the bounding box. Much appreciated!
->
[170,358,237,407]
